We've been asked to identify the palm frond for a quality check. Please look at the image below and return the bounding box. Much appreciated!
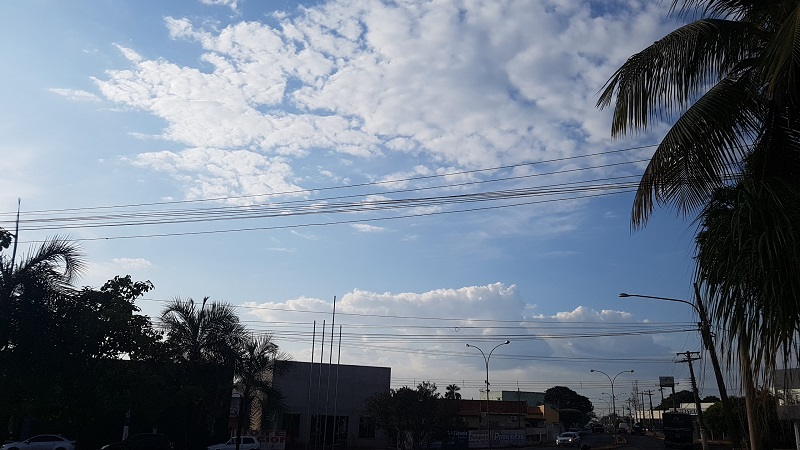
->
[695,177,800,382]
[758,2,800,107]
[598,19,761,136]
[632,72,761,225]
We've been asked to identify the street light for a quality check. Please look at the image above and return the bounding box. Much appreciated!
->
[590,369,633,432]
[595,392,627,418]
[466,340,510,450]
[619,284,739,450]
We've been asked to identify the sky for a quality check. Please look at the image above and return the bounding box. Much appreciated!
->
[1,0,728,414]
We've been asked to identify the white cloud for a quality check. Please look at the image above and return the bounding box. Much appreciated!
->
[49,88,101,102]
[93,0,672,191]
[241,283,682,398]
[125,148,303,204]
[351,223,386,233]
[199,0,238,11]
[112,257,153,270]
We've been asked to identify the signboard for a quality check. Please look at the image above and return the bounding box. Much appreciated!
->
[468,430,488,449]
[659,376,675,387]
[261,431,286,450]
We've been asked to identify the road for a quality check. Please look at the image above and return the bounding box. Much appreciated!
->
[620,432,666,449]
[534,431,665,450]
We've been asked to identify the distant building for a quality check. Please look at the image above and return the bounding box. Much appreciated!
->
[457,400,528,447]
[492,390,546,406]
[272,361,391,450]
[774,368,800,438]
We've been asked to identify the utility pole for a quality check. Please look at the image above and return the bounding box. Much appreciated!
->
[692,284,742,449]
[646,390,655,435]
[678,351,709,450]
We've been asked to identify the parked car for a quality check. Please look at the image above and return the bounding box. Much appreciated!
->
[100,433,174,450]
[591,423,605,433]
[0,435,75,450]
[632,422,645,435]
[207,437,260,450]
[555,432,581,447]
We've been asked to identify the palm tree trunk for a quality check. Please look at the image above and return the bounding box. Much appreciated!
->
[740,338,759,450]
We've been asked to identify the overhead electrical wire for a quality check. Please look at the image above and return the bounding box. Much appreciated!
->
[0,144,659,216]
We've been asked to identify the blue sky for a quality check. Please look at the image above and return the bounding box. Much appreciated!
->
[1,0,726,409]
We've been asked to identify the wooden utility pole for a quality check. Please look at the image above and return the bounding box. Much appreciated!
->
[678,351,709,450]
[646,390,655,433]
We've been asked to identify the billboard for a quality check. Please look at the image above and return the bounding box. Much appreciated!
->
[659,376,675,387]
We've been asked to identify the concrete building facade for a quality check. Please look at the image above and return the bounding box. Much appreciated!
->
[272,361,391,450]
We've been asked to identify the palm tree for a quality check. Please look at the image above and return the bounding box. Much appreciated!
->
[160,297,247,447]
[598,3,800,447]
[0,230,84,428]
[444,384,461,400]
[0,232,84,351]
[597,0,800,226]
[160,296,247,367]
[694,178,800,449]
[232,334,288,450]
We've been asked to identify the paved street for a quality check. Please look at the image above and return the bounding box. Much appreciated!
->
[534,431,665,450]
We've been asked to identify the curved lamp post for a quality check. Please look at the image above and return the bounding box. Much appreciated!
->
[619,286,737,450]
[466,340,510,450]
[590,369,633,432]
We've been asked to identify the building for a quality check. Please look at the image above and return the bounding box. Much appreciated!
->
[272,361,391,450]
[525,405,561,444]
[491,390,545,406]
[774,367,800,442]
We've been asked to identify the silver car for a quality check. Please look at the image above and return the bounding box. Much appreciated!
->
[555,432,581,447]
[0,435,76,450]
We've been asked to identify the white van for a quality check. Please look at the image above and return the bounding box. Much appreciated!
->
[617,423,629,434]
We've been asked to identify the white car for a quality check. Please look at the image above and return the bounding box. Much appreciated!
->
[555,432,581,447]
[207,437,260,450]
[0,435,76,450]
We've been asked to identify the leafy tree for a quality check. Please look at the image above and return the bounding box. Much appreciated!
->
[0,272,165,447]
[0,228,11,250]
[364,381,458,450]
[445,384,462,400]
[655,389,696,410]
[544,386,593,414]
[558,409,585,429]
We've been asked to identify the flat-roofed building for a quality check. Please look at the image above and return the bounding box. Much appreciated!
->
[272,361,391,450]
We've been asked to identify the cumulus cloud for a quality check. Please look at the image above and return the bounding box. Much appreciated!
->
[125,148,303,204]
[242,282,687,398]
[93,0,672,209]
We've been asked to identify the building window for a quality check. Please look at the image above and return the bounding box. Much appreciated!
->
[358,416,376,439]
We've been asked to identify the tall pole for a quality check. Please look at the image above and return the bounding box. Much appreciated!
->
[591,369,633,433]
[466,340,510,450]
[692,284,741,449]
[620,288,741,449]
[678,351,708,450]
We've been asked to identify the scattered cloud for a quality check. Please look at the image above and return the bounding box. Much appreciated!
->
[49,88,101,102]
[351,223,386,233]
[112,257,153,270]
[92,0,672,206]
[199,0,239,10]
[243,283,682,397]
